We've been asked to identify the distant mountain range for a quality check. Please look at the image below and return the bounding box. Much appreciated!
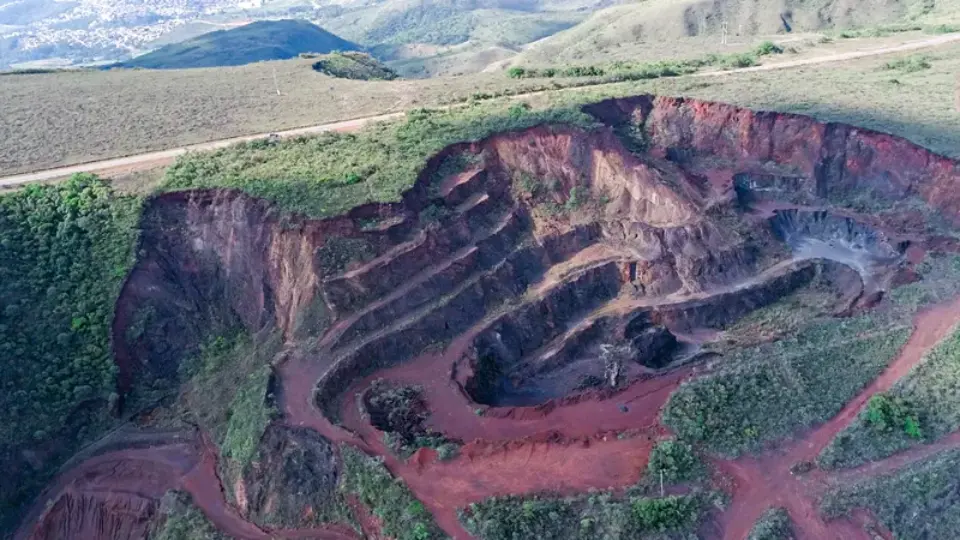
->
[120,20,358,69]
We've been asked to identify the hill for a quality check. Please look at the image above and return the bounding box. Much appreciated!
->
[514,0,960,65]
[122,19,359,70]
[311,51,399,80]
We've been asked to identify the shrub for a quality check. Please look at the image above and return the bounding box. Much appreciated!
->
[883,55,932,73]
[820,448,960,539]
[460,492,703,539]
[162,102,594,218]
[507,67,527,79]
[754,41,784,56]
[747,507,794,540]
[339,446,445,540]
[663,315,911,456]
[864,393,922,438]
[631,496,701,533]
[646,439,701,483]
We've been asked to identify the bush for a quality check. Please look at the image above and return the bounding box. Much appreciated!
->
[339,446,445,540]
[864,393,922,438]
[820,322,960,469]
[507,67,527,79]
[754,41,784,56]
[821,448,960,539]
[883,55,932,73]
[747,507,794,540]
[646,439,701,483]
[312,51,399,80]
[460,492,703,539]
[162,102,594,218]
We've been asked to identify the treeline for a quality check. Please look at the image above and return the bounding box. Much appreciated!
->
[507,41,784,81]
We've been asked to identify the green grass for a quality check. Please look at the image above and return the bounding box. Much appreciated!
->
[882,54,933,72]
[821,448,960,539]
[747,507,794,540]
[339,445,446,540]
[311,51,398,81]
[153,491,228,540]
[662,315,911,456]
[0,173,141,524]
[819,325,960,469]
[161,102,594,218]
[816,254,960,469]
[460,492,706,540]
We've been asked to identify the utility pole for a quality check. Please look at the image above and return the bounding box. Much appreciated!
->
[721,22,728,45]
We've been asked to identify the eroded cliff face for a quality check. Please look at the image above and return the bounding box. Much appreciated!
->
[112,94,956,420]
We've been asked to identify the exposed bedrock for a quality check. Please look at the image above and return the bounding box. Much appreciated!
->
[110,95,959,426]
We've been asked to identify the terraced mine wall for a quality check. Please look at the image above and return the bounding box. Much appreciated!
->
[113,95,958,425]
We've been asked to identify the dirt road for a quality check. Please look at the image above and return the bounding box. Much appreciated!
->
[2,32,958,188]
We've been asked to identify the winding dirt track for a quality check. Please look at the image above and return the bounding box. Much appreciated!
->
[2,32,959,187]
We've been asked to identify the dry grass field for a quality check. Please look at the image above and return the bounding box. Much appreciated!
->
[2,32,959,177]
[0,59,553,175]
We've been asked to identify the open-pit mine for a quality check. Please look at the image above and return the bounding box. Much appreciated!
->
[16,95,960,540]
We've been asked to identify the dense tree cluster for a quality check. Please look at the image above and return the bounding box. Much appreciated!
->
[0,174,140,497]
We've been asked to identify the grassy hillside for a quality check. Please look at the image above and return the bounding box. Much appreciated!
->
[122,19,358,70]
[515,0,959,65]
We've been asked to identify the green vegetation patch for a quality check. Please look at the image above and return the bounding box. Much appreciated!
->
[162,103,594,218]
[646,439,703,483]
[339,445,446,540]
[460,491,705,539]
[153,491,228,540]
[748,507,794,540]
[177,332,280,474]
[506,41,784,82]
[312,51,399,80]
[818,255,960,468]
[0,173,141,520]
[821,448,960,539]
[883,54,933,73]
[663,314,911,456]
[819,327,960,468]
